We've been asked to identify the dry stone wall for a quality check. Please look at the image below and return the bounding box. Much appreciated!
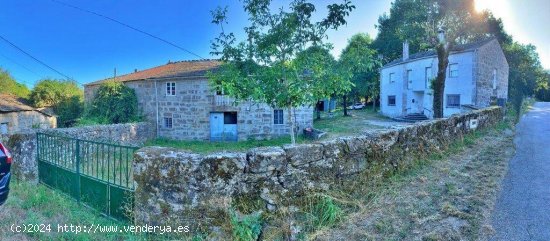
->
[133,107,503,235]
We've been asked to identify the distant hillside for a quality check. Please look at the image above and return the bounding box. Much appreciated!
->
[0,67,30,98]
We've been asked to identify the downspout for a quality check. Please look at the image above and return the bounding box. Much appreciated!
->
[154,79,159,138]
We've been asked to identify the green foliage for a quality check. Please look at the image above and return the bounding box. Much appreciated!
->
[88,81,140,124]
[0,67,30,98]
[29,79,84,127]
[54,95,84,127]
[230,210,263,241]
[209,0,355,144]
[30,79,83,108]
[338,33,380,102]
[305,195,342,229]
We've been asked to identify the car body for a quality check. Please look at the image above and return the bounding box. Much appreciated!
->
[347,103,365,110]
[0,142,12,205]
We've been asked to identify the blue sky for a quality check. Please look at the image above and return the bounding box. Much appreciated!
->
[0,0,548,88]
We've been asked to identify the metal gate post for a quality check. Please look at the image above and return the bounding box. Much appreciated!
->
[75,139,81,203]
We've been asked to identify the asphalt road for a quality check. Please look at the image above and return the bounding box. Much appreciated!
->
[491,102,550,241]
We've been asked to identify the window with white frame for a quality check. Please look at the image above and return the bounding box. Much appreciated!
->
[449,64,459,78]
[493,69,497,89]
[425,67,433,88]
[166,82,176,96]
[164,117,173,128]
[446,94,460,108]
[388,95,396,106]
[389,73,395,83]
[274,109,284,124]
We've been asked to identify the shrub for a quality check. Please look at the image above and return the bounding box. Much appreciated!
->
[88,81,140,124]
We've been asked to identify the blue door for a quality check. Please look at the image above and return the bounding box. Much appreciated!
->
[210,112,238,141]
[210,113,224,141]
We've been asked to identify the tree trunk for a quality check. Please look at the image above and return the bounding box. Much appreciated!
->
[343,95,349,116]
[288,108,296,145]
[372,96,376,111]
[433,44,450,118]
[316,101,321,120]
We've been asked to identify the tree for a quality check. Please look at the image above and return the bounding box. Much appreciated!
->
[209,0,355,144]
[29,79,84,127]
[0,68,30,98]
[89,81,139,124]
[30,79,83,108]
[338,33,380,116]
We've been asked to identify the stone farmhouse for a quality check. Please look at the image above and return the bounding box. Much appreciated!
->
[84,60,313,141]
[0,94,57,135]
[380,37,509,119]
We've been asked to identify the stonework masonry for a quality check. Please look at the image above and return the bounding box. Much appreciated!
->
[85,77,314,141]
[133,106,504,237]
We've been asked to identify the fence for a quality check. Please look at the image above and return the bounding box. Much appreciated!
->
[36,132,138,221]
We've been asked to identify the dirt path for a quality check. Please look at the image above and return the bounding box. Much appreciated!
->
[314,125,515,241]
[490,102,550,241]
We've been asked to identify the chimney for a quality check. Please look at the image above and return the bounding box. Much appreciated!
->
[134,69,138,73]
[402,40,409,61]
[438,28,445,43]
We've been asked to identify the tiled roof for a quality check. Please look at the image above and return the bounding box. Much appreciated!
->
[382,38,497,68]
[86,59,222,86]
[0,94,34,112]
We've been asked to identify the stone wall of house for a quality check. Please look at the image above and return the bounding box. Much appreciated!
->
[475,39,509,107]
[133,106,503,237]
[0,122,155,183]
[85,78,314,141]
[0,110,56,135]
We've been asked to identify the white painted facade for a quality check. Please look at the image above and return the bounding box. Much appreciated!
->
[380,39,509,119]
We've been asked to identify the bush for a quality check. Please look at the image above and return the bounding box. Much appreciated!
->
[88,81,140,124]
[54,96,84,127]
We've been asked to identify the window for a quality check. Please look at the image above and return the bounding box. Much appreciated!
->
[449,64,459,78]
[389,73,395,83]
[407,70,412,89]
[274,109,284,124]
[164,117,173,128]
[446,94,460,108]
[224,112,237,124]
[425,67,433,88]
[388,95,396,106]
[0,123,8,135]
[166,82,176,96]
[493,69,497,89]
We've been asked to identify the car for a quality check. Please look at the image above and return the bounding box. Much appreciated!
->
[347,103,365,110]
[0,142,12,206]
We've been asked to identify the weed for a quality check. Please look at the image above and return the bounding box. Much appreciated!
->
[230,210,263,241]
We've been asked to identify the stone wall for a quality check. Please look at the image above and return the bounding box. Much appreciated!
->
[133,106,503,236]
[475,39,509,107]
[43,122,156,146]
[1,122,155,183]
[0,110,56,134]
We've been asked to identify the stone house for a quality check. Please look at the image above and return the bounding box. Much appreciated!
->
[380,37,509,118]
[84,60,313,141]
[0,94,57,134]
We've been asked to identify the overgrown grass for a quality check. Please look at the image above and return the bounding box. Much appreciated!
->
[0,180,204,241]
[145,135,312,154]
[229,210,263,241]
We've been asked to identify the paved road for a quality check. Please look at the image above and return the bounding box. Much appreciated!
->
[491,102,550,241]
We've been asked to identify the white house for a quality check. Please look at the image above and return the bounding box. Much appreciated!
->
[380,37,509,119]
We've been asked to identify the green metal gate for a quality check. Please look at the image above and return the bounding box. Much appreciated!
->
[36,132,138,221]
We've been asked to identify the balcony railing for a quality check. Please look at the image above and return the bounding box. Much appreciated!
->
[214,95,235,106]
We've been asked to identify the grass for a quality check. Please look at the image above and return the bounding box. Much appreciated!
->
[0,180,205,241]
[146,135,313,154]
[313,108,393,137]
